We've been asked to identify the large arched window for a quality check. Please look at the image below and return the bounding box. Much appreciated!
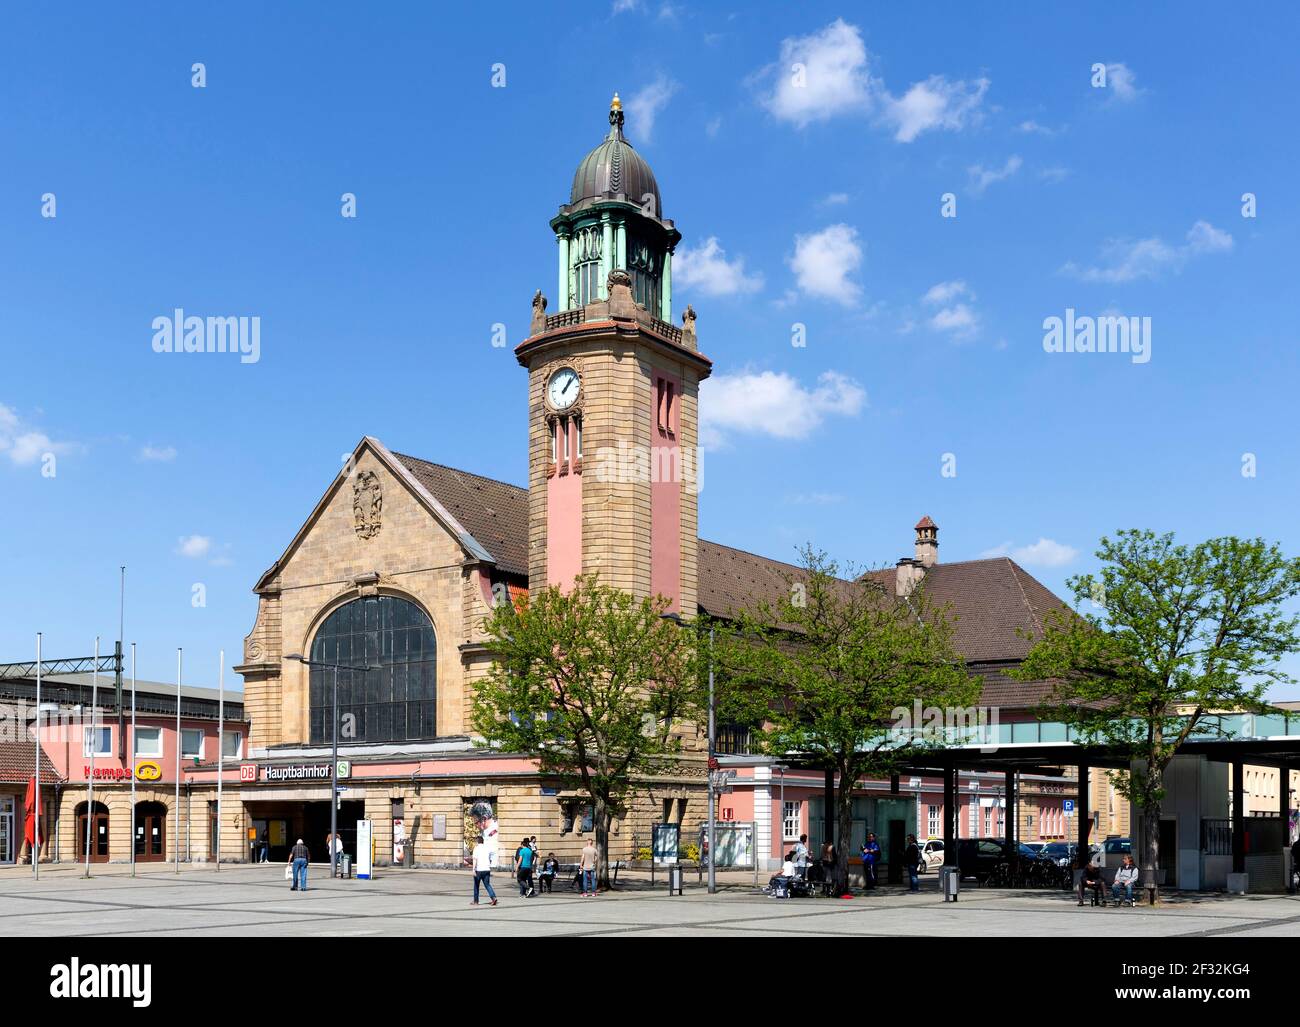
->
[308,595,438,744]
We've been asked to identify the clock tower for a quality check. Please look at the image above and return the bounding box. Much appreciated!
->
[516,94,711,612]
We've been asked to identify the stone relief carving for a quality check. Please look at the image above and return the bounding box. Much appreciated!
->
[353,469,383,539]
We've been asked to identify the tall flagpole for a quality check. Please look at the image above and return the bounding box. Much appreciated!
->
[85,636,99,877]
[216,650,224,871]
[130,642,137,878]
[174,648,182,874]
[33,632,41,881]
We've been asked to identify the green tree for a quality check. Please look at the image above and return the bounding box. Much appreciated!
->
[1013,530,1300,903]
[472,574,702,888]
[716,546,980,892]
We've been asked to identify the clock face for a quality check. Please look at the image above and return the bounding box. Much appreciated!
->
[547,367,580,410]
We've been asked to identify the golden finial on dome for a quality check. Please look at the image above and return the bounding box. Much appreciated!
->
[610,91,622,112]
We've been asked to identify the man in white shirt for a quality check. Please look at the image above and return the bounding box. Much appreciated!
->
[471,834,499,906]
[1111,855,1139,906]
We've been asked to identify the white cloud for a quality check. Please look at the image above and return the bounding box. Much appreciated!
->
[1017,119,1057,136]
[704,115,722,138]
[1062,220,1233,283]
[758,19,988,142]
[789,224,863,303]
[625,75,679,141]
[611,0,639,13]
[0,403,72,467]
[922,281,978,338]
[929,303,978,336]
[922,280,973,305]
[1039,166,1070,183]
[1104,62,1141,102]
[980,538,1079,568]
[760,18,878,128]
[822,192,850,206]
[139,444,177,462]
[967,155,1022,194]
[176,535,213,559]
[673,237,764,297]
[700,369,866,446]
[883,74,989,143]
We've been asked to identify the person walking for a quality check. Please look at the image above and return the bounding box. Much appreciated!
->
[258,829,270,863]
[515,837,536,897]
[288,838,310,892]
[471,834,498,906]
[860,832,881,891]
[580,838,598,897]
[904,834,922,893]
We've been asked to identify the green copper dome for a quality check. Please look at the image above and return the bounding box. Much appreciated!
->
[569,93,662,215]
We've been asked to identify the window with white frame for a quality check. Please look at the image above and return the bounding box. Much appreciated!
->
[782,801,801,842]
[83,725,111,757]
[133,727,162,757]
[181,729,204,760]
[222,730,242,759]
[927,805,940,838]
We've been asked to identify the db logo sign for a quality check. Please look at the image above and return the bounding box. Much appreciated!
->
[239,764,257,782]
[134,761,162,782]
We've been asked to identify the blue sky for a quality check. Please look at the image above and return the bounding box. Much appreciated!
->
[2,2,1298,695]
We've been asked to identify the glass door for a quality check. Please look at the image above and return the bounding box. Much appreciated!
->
[0,796,13,864]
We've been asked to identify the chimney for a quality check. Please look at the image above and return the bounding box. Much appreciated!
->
[914,515,938,568]
[895,558,923,597]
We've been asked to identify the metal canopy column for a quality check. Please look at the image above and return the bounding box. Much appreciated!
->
[1077,763,1091,859]
[1232,757,1245,876]
[943,763,956,866]
[1005,770,1017,876]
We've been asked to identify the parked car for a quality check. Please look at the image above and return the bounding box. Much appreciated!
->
[1099,836,1132,868]
[1022,842,1048,857]
[1040,841,1077,867]
[917,839,945,872]
[956,839,1038,881]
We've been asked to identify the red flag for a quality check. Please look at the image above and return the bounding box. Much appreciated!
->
[23,775,42,847]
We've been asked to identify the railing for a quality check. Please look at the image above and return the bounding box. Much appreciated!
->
[715,724,752,756]
[545,308,585,331]
[1201,818,1231,855]
[650,317,682,344]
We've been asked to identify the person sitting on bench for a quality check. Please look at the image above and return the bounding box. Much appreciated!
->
[1077,859,1105,906]
[1111,855,1138,906]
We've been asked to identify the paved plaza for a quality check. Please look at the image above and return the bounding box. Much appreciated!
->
[1,863,1297,937]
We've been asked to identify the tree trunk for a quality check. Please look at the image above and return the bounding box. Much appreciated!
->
[1143,788,1162,906]
[835,772,855,896]
[594,795,612,890]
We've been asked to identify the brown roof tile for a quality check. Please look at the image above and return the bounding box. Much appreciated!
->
[0,740,60,784]
[391,453,530,578]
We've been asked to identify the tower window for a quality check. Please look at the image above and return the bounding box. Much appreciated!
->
[572,226,603,306]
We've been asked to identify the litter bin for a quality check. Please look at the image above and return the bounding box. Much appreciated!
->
[941,866,960,902]
[341,854,353,879]
[668,865,684,895]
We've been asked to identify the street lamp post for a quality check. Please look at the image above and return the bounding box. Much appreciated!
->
[284,654,372,878]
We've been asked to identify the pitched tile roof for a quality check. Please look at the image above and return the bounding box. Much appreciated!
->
[390,453,530,578]
[0,740,60,784]
[386,449,1069,708]
[865,558,1069,663]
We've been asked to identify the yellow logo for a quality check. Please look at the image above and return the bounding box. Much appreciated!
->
[135,761,162,781]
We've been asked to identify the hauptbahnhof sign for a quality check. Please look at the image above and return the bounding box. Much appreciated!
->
[239,762,351,783]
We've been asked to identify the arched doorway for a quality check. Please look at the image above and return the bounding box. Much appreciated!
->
[308,594,438,744]
[75,801,110,863]
[135,801,167,862]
